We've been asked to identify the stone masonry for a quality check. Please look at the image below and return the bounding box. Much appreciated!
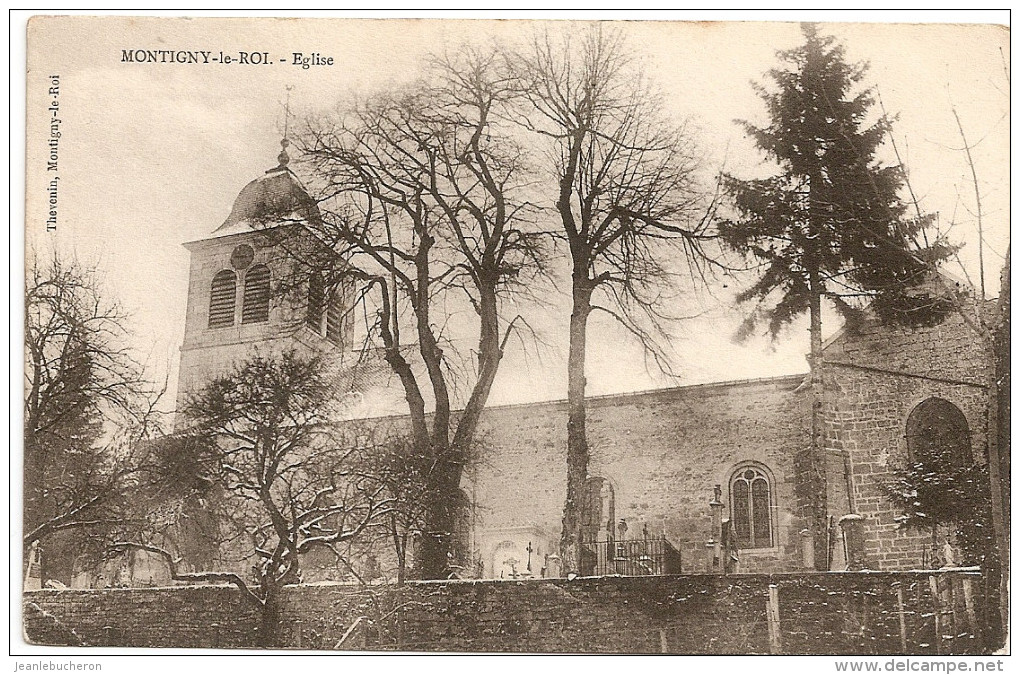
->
[822,309,989,568]
[24,569,989,654]
[469,374,814,575]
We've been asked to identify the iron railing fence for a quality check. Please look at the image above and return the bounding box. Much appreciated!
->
[580,537,682,577]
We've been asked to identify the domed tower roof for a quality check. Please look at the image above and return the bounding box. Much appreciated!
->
[213,139,321,236]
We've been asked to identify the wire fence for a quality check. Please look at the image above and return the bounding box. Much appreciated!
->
[580,537,683,577]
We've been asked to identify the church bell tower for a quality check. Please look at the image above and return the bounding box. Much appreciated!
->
[175,139,349,413]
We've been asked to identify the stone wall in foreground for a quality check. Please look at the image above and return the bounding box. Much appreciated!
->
[24,569,990,654]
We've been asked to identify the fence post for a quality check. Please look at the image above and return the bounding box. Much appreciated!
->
[659,628,669,654]
[895,585,908,653]
[946,576,959,652]
[960,575,981,647]
[709,485,724,571]
[767,584,782,655]
[334,615,367,650]
[396,591,404,650]
[928,575,942,656]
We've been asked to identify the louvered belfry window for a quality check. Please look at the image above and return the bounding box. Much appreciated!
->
[306,272,325,330]
[731,465,774,549]
[325,298,343,345]
[208,270,237,328]
[242,264,271,324]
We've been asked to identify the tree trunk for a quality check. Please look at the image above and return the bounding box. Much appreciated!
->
[560,281,593,575]
[391,513,407,585]
[420,283,505,580]
[807,270,830,570]
[451,283,503,448]
[25,452,73,586]
[257,590,281,648]
[396,532,407,586]
[988,250,1010,642]
[555,127,588,576]
[23,436,50,557]
[804,158,831,572]
[419,454,461,580]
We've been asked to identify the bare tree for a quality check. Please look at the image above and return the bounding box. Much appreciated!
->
[991,249,1009,639]
[114,352,388,647]
[347,426,439,584]
[294,46,546,579]
[944,102,1009,641]
[23,255,165,582]
[880,84,1009,640]
[509,26,716,573]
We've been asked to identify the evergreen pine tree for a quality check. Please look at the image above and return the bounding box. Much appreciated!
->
[720,24,953,568]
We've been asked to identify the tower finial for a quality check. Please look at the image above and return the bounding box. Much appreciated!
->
[283,85,293,141]
[277,138,290,169]
[273,86,295,171]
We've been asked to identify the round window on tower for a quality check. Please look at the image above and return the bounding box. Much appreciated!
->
[230,244,255,270]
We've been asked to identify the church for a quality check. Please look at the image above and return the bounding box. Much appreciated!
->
[119,139,995,586]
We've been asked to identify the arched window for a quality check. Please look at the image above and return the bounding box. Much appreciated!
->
[208,270,237,328]
[730,464,774,549]
[906,398,971,466]
[241,264,271,324]
[306,272,325,331]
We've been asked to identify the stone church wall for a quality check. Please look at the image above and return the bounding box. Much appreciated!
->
[464,308,992,577]
[824,365,987,568]
[822,310,990,569]
[470,374,815,575]
[823,309,990,383]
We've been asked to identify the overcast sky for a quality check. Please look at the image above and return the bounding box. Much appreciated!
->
[23,14,1010,410]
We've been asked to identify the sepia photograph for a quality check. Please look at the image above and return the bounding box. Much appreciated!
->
[17,11,1010,660]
